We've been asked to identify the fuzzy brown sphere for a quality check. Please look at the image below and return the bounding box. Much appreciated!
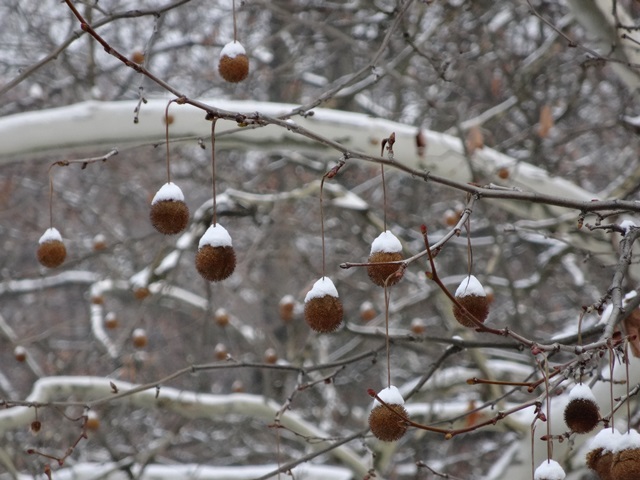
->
[367,251,403,287]
[369,403,409,442]
[453,295,489,328]
[218,54,249,83]
[195,245,236,282]
[37,240,66,268]
[586,448,614,480]
[304,295,343,333]
[611,448,640,480]
[150,200,189,235]
[564,398,600,434]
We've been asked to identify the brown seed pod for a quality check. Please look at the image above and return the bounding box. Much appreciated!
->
[452,275,489,328]
[214,343,228,361]
[214,308,230,327]
[533,460,565,480]
[150,183,189,235]
[14,346,27,362]
[104,312,118,330]
[195,225,236,282]
[611,431,640,480]
[410,318,426,335]
[369,386,409,442]
[264,348,278,364]
[218,41,249,83]
[85,411,100,431]
[37,228,66,268]
[304,278,343,333]
[132,328,148,348]
[564,384,600,434]
[359,301,376,322]
[367,231,403,287]
[586,428,620,480]
[279,295,296,323]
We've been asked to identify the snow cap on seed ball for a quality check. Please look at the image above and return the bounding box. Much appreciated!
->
[372,385,405,408]
[589,428,622,453]
[569,383,597,402]
[199,224,233,249]
[39,227,62,244]
[220,41,246,59]
[611,429,640,453]
[151,182,185,204]
[370,230,402,254]
[304,277,339,302]
[534,459,565,480]
[455,275,486,298]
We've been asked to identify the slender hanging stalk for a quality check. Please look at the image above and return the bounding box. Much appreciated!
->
[48,168,55,229]
[232,0,237,43]
[381,164,387,231]
[164,100,173,183]
[384,284,391,388]
[211,118,218,226]
[625,340,631,433]
[319,177,326,278]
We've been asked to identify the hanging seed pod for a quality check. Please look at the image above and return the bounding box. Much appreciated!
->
[304,277,343,333]
[195,224,236,282]
[36,227,66,268]
[586,428,620,480]
[452,275,489,328]
[218,41,249,83]
[367,231,403,287]
[564,383,600,434]
[611,429,640,480]
[149,183,189,235]
[368,386,409,442]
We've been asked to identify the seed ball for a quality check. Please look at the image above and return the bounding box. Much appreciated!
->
[533,459,565,480]
[304,295,343,333]
[30,420,42,435]
[150,183,189,235]
[410,318,426,335]
[218,41,249,83]
[92,234,107,251]
[14,346,27,362]
[264,348,278,364]
[85,411,100,431]
[369,404,409,442]
[214,343,228,361]
[564,398,599,434]
[37,228,66,268]
[367,231,404,287]
[214,308,230,327]
[132,328,148,348]
[105,312,118,330]
[587,448,614,480]
[195,245,236,282]
[231,379,245,393]
[304,277,343,333]
[133,287,151,300]
[359,301,376,322]
[612,448,640,480]
[279,295,296,323]
[196,224,236,282]
[452,275,489,328]
[130,50,145,64]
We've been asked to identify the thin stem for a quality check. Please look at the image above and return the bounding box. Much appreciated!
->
[164,100,173,183]
[610,345,615,431]
[384,285,391,388]
[232,0,237,42]
[381,164,387,231]
[48,169,54,229]
[211,118,218,226]
[626,339,631,433]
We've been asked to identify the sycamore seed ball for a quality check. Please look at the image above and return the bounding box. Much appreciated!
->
[37,228,66,268]
[586,428,620,480]
[369,386,409,442]
[304,277,343,333]
[452,275,489,328]
[367,231,404,287]
[195,224,236,282]
[218,41,249,83]
[564,384,600,434]
[533,459,565,480]
[611,430,640,480]
[150,183,189,235]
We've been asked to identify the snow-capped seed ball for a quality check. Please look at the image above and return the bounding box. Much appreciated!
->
[452,275,489,328]
[586,428,620,480]
[149,183,189,235]
[564,384,600,434]
[359,301,376,322]
[37,228,66,268]
[369,386,409,442]
[303,277,343,333]
[214,308,230,327]
[85,411,100,431]
[132,328,148,348]
[279,295,296,323]
[218,41,249,83]
[533,459,566,480]
[367,231,403,287]
[611,430,640,480]
[264,348,278,364]
[14,346,27,362]
[195,224,236,282]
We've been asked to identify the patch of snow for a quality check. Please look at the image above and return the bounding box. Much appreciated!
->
[589,428,621,452]
[304,277,339,302]
[220,41,246,59]
[612,429,640,453]
[455,275,486,298]
[533,459,565,480]
[620,219,636,233]
[370,230,402,254]
[373,385,405,408]
[38,227,62,244]
[568,383,597,402]
[331,191,369,211]
[151,182,185,204]
[198,224,232,248]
